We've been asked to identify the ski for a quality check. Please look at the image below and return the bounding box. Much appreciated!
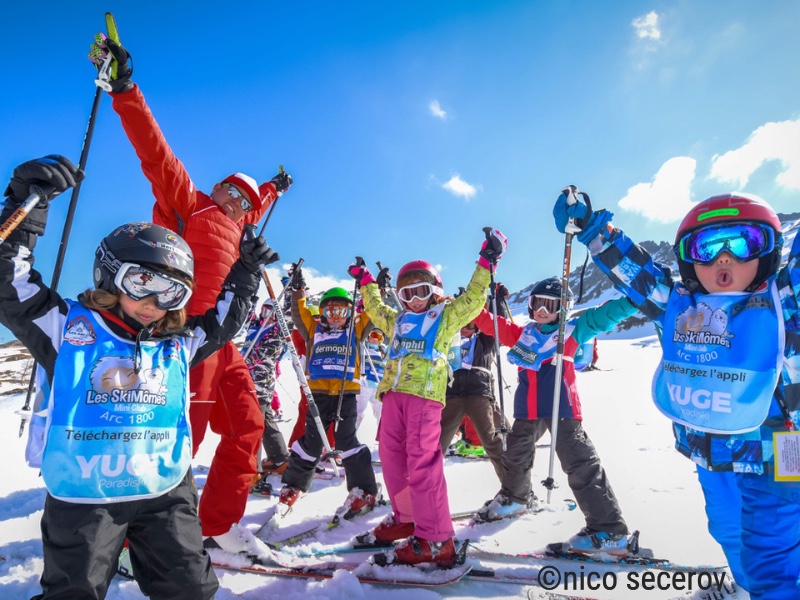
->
[209,541,475,587]
[284,502,578,558]
[264,499,389,550]
[469,539,729,574]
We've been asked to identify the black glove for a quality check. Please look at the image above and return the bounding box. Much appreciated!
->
[5,155,84,205]
[2,155,84,239]
[239,223,279,272]
[288,263,306,290]
[376,266,392,290]
[495,282,509,302]
[270,170,292,194]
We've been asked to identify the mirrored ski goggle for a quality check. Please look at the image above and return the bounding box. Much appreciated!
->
[322,305,351,319]
[397,282,444,303]
[368,330,385,344]
[529,295,560,315]
[675,222,775,265]
[224,184,254,212]
[114,263,193,310]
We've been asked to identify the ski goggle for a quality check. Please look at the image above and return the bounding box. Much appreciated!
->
[529,295,560,315]
[114,263,193,310]
[322,305,351,319]
[368,330,385,344]
[676,222,776,265]
[224,184,253,213]
[397,282,444,303]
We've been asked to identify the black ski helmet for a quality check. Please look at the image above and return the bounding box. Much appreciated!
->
[673,193,783,293]
[94,222,194,294]
[528,277,573,318]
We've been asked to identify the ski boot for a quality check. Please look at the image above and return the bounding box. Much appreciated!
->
[354,513,415,547]
[564,527,630,556]
[279,485,302,507]
[454,440,486,457]
[260,458,289,475]
[335,485,383,521]
[249,473,273,496]
[475,489,537,523]
[375,536,457,567]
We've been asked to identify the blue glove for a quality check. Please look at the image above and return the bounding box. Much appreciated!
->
[552,186,590,233]
[576,209,614,244]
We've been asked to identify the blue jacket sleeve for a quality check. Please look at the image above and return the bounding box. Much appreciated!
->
[585,226,676,328]
[572,296,640,344]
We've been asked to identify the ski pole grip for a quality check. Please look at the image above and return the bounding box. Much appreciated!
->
[482,226,493,240]
[354,256,365,268]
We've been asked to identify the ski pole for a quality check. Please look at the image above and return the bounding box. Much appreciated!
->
[252,244,340,477]
[0,188,44,246]
[257,164,285,237]
[242,264,299,360]
[362,341,382,385]
[334,256,363,431]
[375,261,402,310]
[18,36,109,436]
[482,227,509,451]
[542,186,591,503]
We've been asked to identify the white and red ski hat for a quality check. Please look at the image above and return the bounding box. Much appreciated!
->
[221,172,262,211]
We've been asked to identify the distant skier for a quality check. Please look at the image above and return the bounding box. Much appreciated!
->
[554,188,800,598]
[242,300,290,481]
[474,277,638,556]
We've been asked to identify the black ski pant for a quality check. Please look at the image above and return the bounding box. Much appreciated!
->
[32,470,217,600]
[500,418,628,535]
[439,393,510,481]
[282,392,378,495]
[261,401,290,463]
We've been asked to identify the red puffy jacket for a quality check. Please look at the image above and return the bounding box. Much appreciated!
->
[111,85,278,314]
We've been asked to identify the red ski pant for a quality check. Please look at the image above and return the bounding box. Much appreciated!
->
[190,342,264,537]
[378,391,454,542]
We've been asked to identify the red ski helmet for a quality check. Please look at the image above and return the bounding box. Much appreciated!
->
[673,193,783,292]
[397,260,443,288]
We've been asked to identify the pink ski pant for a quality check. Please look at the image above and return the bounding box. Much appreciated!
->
[377,391,454,542]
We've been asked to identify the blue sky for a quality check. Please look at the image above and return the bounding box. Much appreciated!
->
[1,1,799,340]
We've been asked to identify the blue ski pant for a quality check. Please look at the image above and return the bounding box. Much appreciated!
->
[697,467,800,599]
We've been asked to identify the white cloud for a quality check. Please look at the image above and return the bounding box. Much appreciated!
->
[441,174,478,200]
[617,156,696,223]
[256,264,351,305]
[709,119,800,190]
[429,99,447,120]
[632,11,661,40]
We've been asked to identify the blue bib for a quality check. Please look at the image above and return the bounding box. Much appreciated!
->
[448,334,477,371]
[388,304,446,362]
[40,303,192,503]
[653,284,783,434]
[507,322,576,371]
[307,328,357,381]
[363,343,386,386]
[574,340,594,371]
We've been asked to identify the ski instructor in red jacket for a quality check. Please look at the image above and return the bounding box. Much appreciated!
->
[90,36,292,553]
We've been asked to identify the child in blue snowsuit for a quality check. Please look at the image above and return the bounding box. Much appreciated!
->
[554,187,800,599]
